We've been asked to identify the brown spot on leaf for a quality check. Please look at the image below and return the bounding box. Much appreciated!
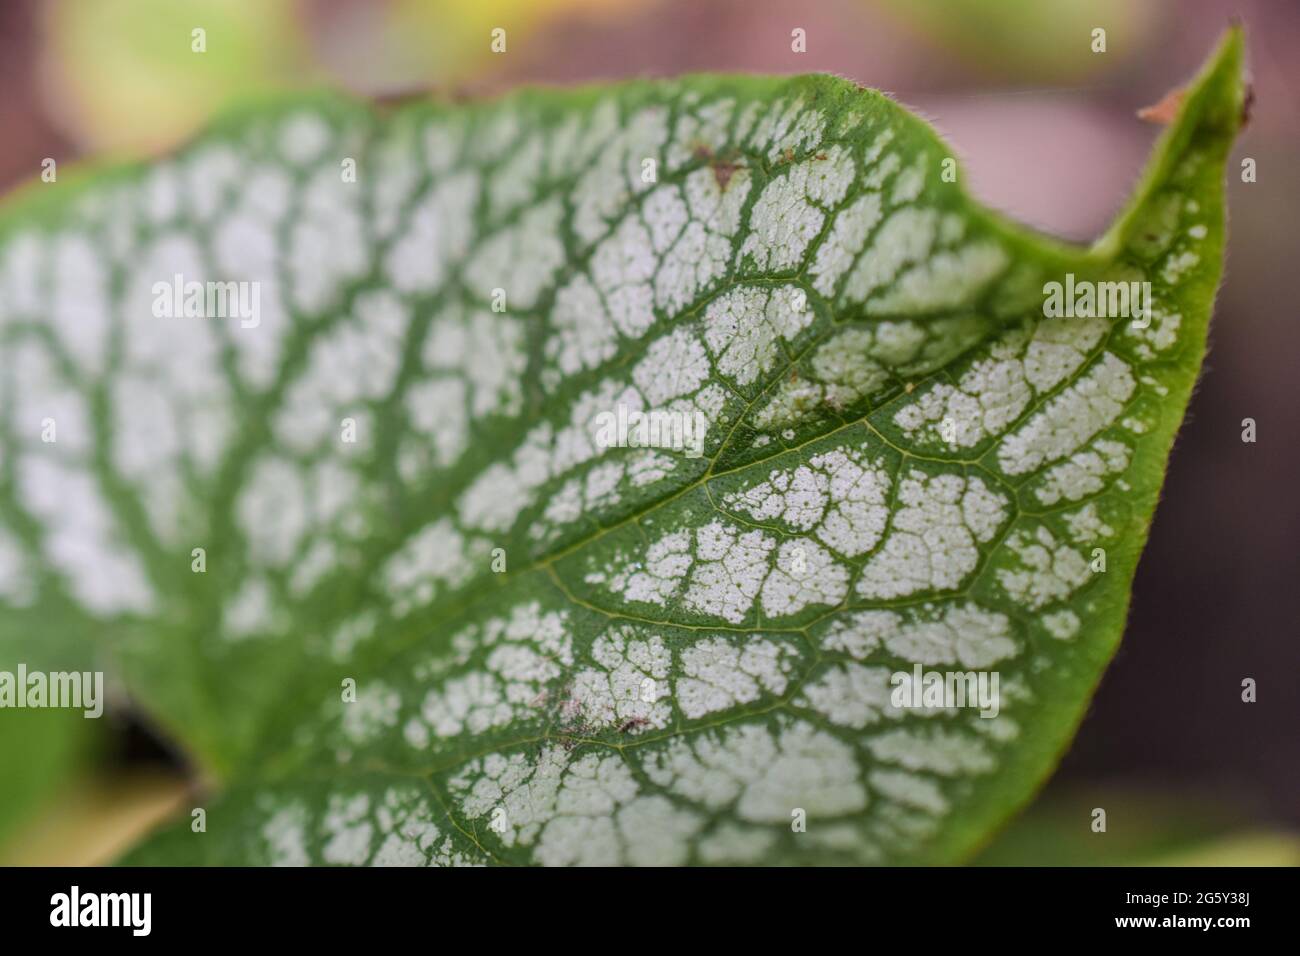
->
[711,159,741,191]
[617,717,650,734]
[695,144,743,191]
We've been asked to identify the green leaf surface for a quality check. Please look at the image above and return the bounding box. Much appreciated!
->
[0,31,1244,865]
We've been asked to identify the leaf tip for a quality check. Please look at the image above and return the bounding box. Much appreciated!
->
[1095,27,1247,256]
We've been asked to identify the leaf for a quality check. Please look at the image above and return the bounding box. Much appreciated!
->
[0,31,1244,865]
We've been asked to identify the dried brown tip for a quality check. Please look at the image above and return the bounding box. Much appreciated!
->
[1137,86,1187,125]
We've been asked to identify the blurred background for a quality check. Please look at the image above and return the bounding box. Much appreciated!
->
[0,0,1295,864]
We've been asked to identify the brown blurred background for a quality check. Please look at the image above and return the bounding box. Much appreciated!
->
[0,0,1295,862]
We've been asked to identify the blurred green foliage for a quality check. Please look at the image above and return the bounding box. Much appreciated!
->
[879,0,1158,81]
[43,0,308,151]
[40,0,641,154]
[975,790,1300,866]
